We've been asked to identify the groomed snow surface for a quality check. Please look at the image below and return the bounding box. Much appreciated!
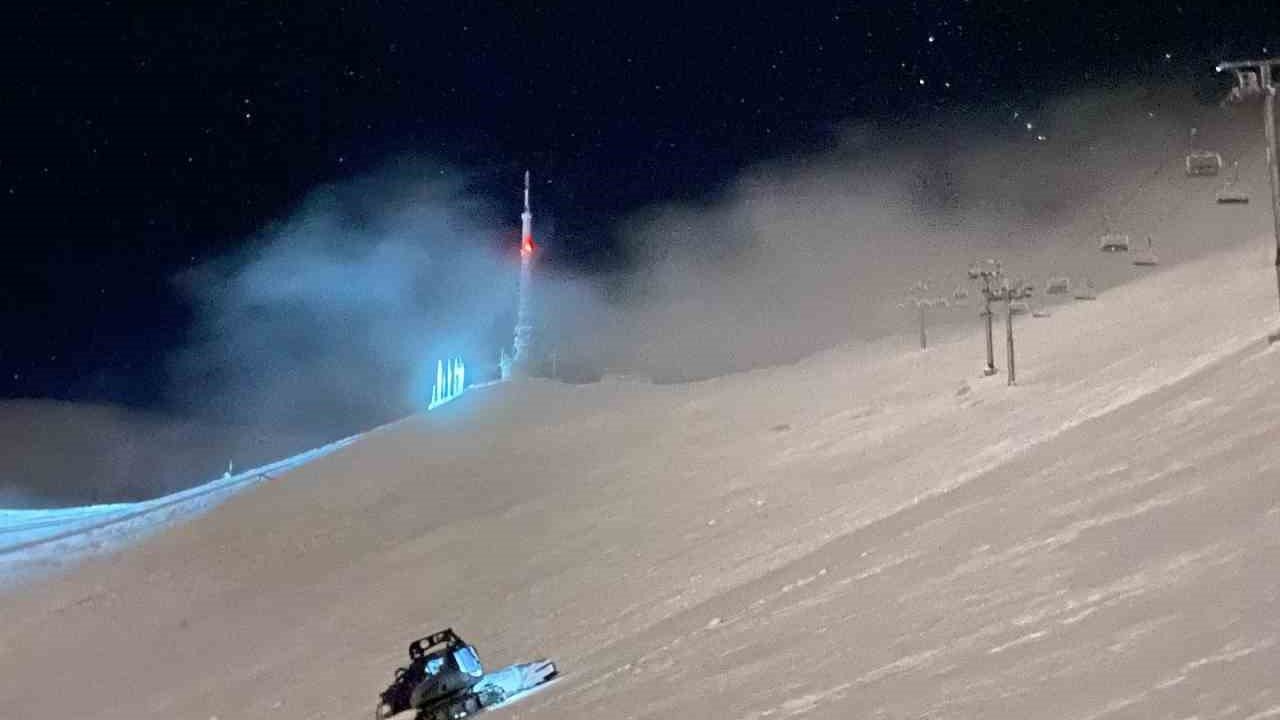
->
[2,239,1279,719]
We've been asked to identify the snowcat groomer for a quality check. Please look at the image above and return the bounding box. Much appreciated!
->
[376,628,558,720]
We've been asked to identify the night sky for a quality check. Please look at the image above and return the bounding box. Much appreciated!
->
[2,2,1275,409]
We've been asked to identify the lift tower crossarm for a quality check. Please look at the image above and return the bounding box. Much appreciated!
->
[1215,59,1280,72]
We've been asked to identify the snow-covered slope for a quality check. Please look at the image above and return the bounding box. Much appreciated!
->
[2,235,1278,719]
[0,434,361,587]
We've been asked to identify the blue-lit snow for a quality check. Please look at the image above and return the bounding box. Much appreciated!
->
[484,676,562,711]
[477,660,561,710]
[0,433,362,586]
[1,364,489,587]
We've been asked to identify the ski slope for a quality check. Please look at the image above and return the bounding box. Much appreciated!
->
[2,237,1278,719]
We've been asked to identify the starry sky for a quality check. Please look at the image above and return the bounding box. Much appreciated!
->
[2,1,1275,408]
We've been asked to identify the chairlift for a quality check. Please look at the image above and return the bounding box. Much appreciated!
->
[1185,151,1222,177]
[1031,306,1052,318]
[899,296,945,311]
[1227,70,1264,103]
[1216,160,1249,204]
[1008,300,1031,316]
[1132,236,1159,267]
[1045,276,1071,295]
[1073,278,1097,301]
[1184,128,1222,177]
[1099,233,1131,253]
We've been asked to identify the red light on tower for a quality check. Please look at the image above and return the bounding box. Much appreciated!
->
[520,171,534,257]
[513,170,536,374]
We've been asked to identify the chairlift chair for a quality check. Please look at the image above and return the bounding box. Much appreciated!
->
[1185,127,1222,177]
[1185,150,1222,177]
[1227,70,1264,103]
[1217,160,1250,204]
[1099,234,1131,253]
[1045,276,1071,296]
[1132,236,1159,267]
[1008,300,1031,316]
